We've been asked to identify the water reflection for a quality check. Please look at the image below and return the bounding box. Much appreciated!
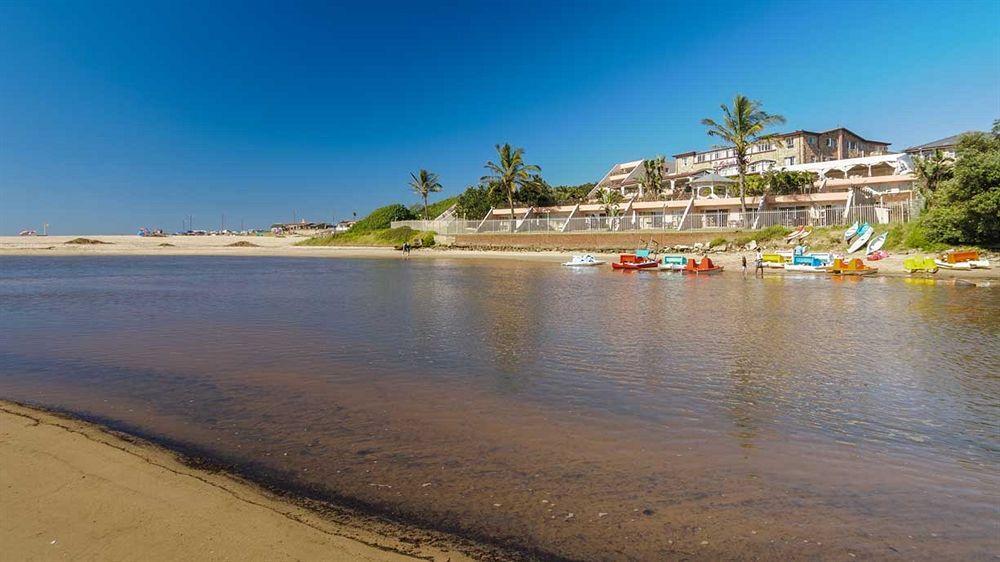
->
[1,256,998,560]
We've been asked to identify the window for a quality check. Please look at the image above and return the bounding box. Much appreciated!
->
[786,138,795,148]
[826,138,836,148]
[696,154,705,163]
[808,136,817,145]
[848,140,858,150]
[758,142,772,152]
[784,156,796,166]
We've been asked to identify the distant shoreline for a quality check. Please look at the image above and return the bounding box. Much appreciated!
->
[0,234,996,280]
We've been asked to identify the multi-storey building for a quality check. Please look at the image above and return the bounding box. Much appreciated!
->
[584,158,673,199]
[904,132,978,159]
[672,127,891,176]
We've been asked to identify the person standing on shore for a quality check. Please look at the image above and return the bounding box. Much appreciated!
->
[754,248,764,278]
[741,254,748,278]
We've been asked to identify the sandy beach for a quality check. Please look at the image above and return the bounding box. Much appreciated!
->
[1,234,996,280]
[0,401,474,562]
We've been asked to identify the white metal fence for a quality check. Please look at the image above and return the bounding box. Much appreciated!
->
[392,202,918,235]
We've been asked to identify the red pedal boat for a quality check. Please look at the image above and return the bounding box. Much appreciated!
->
[611,252,658,270]
[683,256,724,275]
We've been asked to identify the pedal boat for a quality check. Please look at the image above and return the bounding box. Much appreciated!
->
[827,257,877,276]
[683,256,724,275]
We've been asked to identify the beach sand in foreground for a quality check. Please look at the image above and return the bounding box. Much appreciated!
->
[0,401,473,562]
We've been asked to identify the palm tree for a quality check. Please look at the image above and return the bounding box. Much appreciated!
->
[912,149,954,204]
[483,144,540,230]
[409,169,443,220]
[701,95,785,221]
[598,189,624,216]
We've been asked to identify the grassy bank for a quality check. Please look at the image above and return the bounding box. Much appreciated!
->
[707,223,968,253]
[297,226,434,247]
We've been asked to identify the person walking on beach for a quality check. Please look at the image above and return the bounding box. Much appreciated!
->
[402,241,410,257]
[754,249,764,278]
[741,254,748,279]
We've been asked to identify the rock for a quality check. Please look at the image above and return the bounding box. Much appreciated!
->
[747,240,758,250]
[674,244,693,251]
[598,512,608,518]
[710,244,727,253]
[564,513,574,520]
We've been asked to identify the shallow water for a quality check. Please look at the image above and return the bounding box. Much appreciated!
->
[1,256,998,560]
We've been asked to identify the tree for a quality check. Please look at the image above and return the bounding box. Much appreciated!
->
[551,182,595,204]
[745,170,818,196]
[912,149,954,204]
[408,169,443,220]
[701,95,785,221]
[515,174,556,207]
[454,183,504,220]
[598,189,624,217]
[483,143,540,230]
[639,156,666,199]
[920,132,1000,246]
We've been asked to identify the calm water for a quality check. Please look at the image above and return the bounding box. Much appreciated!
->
[1,256,998,560]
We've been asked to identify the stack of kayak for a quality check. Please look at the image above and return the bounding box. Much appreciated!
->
[845,221,890,259]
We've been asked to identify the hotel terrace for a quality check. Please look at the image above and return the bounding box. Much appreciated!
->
[472,126,918,233]
[394,126,940,235]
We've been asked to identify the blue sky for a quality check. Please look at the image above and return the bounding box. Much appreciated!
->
[1,0,998,234]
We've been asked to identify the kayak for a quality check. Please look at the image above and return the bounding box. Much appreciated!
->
[612,253,658,270]
[844,221,860,241]
[867,232,887,254]
[848,224,872,253]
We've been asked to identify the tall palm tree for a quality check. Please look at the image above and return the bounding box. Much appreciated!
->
[701,95,785,221]
[912,149,954,205]
[409,169,443,220]
[483,143,540,230]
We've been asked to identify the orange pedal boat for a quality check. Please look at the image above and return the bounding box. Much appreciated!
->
[683,256,723,275]
[611,253,658,270]
[827,257,877,276]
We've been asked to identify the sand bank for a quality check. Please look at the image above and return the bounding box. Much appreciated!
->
[0,234,995,280]
[0,401,474,562]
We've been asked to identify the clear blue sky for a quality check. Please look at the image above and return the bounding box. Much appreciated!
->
[1,0,998,234]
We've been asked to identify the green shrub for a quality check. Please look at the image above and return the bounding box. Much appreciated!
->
[732,224,791,247]
[709,236,728,247]
[349,204,417,233]
[417,231,436,247]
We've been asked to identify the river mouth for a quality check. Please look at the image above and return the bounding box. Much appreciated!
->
[2,255,998,560]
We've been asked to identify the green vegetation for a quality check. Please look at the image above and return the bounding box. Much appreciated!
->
[599,189,624,216]
[882,222,948,252]
[744,170,818,196]
[917,132,999,247]
[348,204,417,233]
[408,169,443,220]
[702,95,785,218]
[731,225,792,247]
[298,226,432,247]
[455,184,504,220]
[413,196,458,220]
[709,236,728,248]
[639,156,666,199]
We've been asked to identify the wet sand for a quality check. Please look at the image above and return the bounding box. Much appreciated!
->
[0,401,474,562]
[0,234,996,279]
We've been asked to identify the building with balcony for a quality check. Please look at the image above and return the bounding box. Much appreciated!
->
[584,158,674,199]
[672,127,891,177]
[904,132,979,159]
